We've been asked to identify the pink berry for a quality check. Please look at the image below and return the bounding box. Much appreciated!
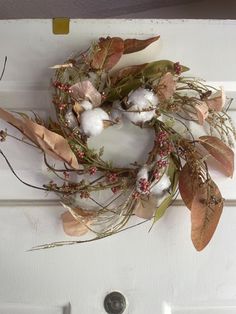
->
[89,166,97,175]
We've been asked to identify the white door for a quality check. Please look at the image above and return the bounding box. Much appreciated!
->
[0,19,236,314]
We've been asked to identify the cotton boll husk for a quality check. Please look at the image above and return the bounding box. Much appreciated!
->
[128,87,158,110]
[111,100,123,121]
[80,108,109,137]
[150,173,171,195]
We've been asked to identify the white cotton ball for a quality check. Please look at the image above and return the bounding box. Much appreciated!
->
[150,173,171,195]
[128,87,158,110]
[80,108,109,137]
[81,100,93,111]
[137,166,149,181]
[123,110,156,123]
[125,87,158,123]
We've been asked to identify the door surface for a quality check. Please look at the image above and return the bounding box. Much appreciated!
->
[0,19,236,314]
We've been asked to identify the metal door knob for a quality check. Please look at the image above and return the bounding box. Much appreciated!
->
[104,291,126,314]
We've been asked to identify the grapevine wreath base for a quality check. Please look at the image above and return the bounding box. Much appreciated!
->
[0,35,235,251]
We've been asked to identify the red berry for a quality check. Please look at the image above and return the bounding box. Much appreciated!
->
[89,166,97,175]
[174,62,182,75]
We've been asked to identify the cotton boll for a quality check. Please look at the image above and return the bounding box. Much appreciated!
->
[80,108,109,137]
[123,110,156,124]
[150,173,171,195]
[95,108,110,120]
[128,87,158,110]
[81,100,93,111]
[137,166,149,181]
[125,87,158,123]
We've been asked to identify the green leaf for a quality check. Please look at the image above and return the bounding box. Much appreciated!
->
[106,78,142,101]
[142,60,189,79]
[153,193,174,222]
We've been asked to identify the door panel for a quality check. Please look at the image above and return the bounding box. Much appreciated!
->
[0,303,69,314]
[0,19,236,314]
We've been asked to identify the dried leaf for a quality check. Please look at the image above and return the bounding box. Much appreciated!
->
[134,194,158,219]
[110,63,147,85]
[195,101,209,125]
[0,108,80,169]
[199,136,234,177]
[206,87,225,112]
[61,211,90,236]
[123,36,160,54]
[156,72,176,101]
[91,37,124,71]
[70,80,101,107]
[179,163,197,210]
[191,180,223,251]
[179,163,224,250]
[50,63,73,69]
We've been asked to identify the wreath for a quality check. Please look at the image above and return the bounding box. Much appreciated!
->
[0,35,234,251]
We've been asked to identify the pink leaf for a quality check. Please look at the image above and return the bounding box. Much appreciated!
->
[157,72,176,101]
[206,87,225,112]
[195,101,209,125]
[199,135,234,177]
[70,80,101,107]
[91,37,124,71]
[61,211,90,236]
[133,194,158,219]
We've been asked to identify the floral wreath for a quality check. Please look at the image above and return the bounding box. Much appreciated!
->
[0,36,234,251]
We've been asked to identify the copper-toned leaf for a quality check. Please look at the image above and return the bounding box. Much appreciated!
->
[195,101,209,125]
[70,80,101,106]
[91,37,124,71]
[133,194,158,219]
[156,72,176,101]
[0,108,80,169]
[199,136,234,177]
[61,211,90,236]
[110,63,147,85]
[191,180,223,251]
[179,163,197,210]
[123,36,160,54]
[206,87,225,112]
